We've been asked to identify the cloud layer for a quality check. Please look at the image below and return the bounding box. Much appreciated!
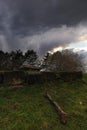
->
[0,0,87,55]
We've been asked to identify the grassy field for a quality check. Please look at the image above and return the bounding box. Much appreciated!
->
[0,75,87,130]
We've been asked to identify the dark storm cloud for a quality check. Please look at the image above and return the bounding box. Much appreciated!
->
[11,0,87,33]
[0,0,86,33]
[0,0,87,54]
[0,0,87,33]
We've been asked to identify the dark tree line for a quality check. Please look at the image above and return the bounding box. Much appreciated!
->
[0,49,84,72]
[0,50,38,70]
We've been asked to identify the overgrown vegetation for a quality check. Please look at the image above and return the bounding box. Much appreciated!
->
[0,74,87,130]
[42,49,84,72]
[0,49,85,72]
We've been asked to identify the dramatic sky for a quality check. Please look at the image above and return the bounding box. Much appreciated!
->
[0,0,87,55]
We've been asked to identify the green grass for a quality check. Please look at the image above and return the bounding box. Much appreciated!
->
[0,75,87,130]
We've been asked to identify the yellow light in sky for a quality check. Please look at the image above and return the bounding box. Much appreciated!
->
[79,34,87,41]
[51,46,63,53]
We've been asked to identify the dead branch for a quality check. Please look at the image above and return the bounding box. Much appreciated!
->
[46,93,68,125]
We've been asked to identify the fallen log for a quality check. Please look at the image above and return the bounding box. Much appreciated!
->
[46,93,68,125]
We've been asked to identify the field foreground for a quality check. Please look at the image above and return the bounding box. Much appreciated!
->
[0,76,87,130]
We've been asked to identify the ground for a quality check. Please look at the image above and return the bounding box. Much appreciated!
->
[0,75,87,130]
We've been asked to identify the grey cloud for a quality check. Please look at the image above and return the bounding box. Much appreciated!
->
[11,0,87,33]
[17,25,84,55]
[0,0,87,55]
[0,0,87,34]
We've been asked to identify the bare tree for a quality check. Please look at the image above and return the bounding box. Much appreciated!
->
[43,49,84,72]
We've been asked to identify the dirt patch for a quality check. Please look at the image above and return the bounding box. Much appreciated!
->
[0,87,3,91]
[10,85,24,90]
[10,103,22,110]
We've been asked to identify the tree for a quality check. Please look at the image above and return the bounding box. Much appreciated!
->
[42,49,84,72]
[41,52,51,68]
[3,52,11,70]
[24,50,38,65]
[0,50,6,70]
[10,50,24,70]
[0,51,11,70]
